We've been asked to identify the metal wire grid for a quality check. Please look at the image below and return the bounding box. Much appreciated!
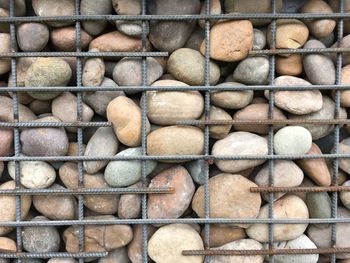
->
[0,0,349,262]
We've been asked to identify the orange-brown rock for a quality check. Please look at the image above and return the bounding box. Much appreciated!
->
[297,143,331,186]
[0,237,16,252]
[339,64,350,107]
[276,54,303,76]
[0,128,13,156]
[51,26,92,51]
[201,225,246,247]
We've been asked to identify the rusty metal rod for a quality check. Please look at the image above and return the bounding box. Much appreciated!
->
[250,186,350,193]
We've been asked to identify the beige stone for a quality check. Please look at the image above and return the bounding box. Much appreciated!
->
[51,26,92,51]
[0,237,16,252]
[202,225,246,247]
[276,54,303,76]
[199,105,232,139]
[339,64,350,107]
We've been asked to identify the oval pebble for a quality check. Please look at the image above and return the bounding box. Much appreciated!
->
[82,53,105,87]
[306,192,332,228]
[51,27,92,51]
[274,126,312,155]
[233,56,269,85]
[17,23,49,52]
[81,0,112,36]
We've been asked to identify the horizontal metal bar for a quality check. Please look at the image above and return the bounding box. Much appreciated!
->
[182,247,350,256]
[250,47,350,55]
[0,252,108,259]
[251,186,350,193]
[177,119,350,126]
[0,154,347,162]
[1,84,349,92]
[0,51,168,58]
[2,13,350,23]
[0,187,174,195]
[0,122,110,128]
[0,218,349,227]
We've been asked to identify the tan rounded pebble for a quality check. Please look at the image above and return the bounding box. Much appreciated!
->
[147,80,204,125]
[297,143,331,186]
[192,174,261,228]
[148,166,195,219]
[107,96,150,147]
[339,137,350,174]
[89,31,150,52]
[0,237,16,252]
[48,259,77,263]
[0,33,10,75]
[265,76,323,115]
[118,182,142,219]
[199,105,232,139]
[211,239,264,263]
[276,54,303,76]
[212,132,268,173]
[0,96,37,122]
[339,64,350,107]
[267,19,309,49]
[128,224,156,263]
[17,23,49,52]
[202,224,247,247]
[0,181,32,236]
[64,215,133,252]
[147,126,204,162]
[211,82,253,109]
[0,128,13,156]
[200,20,253,62]
[33,184,77,220]
[246,195,309,242]
[233,103,287,134]
[148,224,204,263]
[51,26,92,51]
[59,162,119,215]
[301,0,336,38]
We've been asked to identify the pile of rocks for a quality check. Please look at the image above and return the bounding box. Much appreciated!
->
[1,0,350,262]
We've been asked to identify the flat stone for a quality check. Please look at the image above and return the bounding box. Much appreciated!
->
[253,28,266,50]
[274,126,312,155]
[63,215,133,252]
[33,184,77,220]
[212,132,268,173]
[113,57,163,88]
[0,237,16,252]
[149,0,200,52]
[25,57,72,100]
[104,147,157,187]
[211,82,253,109]
[20,116,69,156]
[147,80,204,125]
[17,23,49,52]
[211,239,264,263]
[0,33,10,75]
[306,192,331,228]
[0,128,13,156]
[267,19,309,49]
[307,207,350,259]
[202,225,246,247]
[301,0,336,38]
[128,224,156,263]
[265,76,322,115]
[148,166,195,219]
[148,224,204,263]
[118,182,142,219]
[98,247,130,263]
[81,0,112,36]
[270,234,318,263]
[341,180,350,210]
[255,160,304,201]
[107,96,151,147]
[276,54,303,76]
[233,56,269,85]
[246,195,309,242]
[0,181,32,236]
[297,143,332,186]
[200,20,253,62]
[22,216,60,253]
[84,127,119,174]
[32,0,75,27]
[289,96,347,140]
[8,159,56,189]
[147,126,204,162]
[89,31,151,52]
[83,78,125,117]
[59,162,119,215]
[303,40,336,85]
[233,103,287,134]
[192,174,261,228]
[52,92,94,132]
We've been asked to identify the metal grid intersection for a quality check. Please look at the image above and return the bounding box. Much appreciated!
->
[0,0,350,262]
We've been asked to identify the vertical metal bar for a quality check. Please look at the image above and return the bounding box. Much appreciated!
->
[331,0,344,262]
[268,0,277,262]
[140,0,148,262]
[9,0,22,262]
[203,1,211,263]
[75,1,85,262]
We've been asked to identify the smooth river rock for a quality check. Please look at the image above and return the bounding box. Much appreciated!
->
[274,126,312,155]
[0,33,10,75]
[246,195,309,242]
[233,56,269,84]
[340,180,350,210]
[82,51,105,87]
[276,54,303,76]
[192,174,261,228]
[81,0,112,36]
[0,128,13,156]
[199,105,232,139]
[212,132,268,173]
[335,138,350,174]
[51,27,92,51]
[118,182,142,219]
[17,23,49,52]
[148,166,195,219]
[306,192,332,228]
[203,224,247,247]
[0,96,36,122]
[148,224,204,263]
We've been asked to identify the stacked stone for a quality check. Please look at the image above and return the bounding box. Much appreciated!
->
[0,0,350,262]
